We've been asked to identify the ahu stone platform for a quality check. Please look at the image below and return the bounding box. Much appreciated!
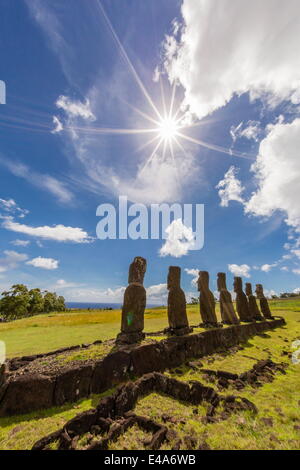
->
[0,317,285,417]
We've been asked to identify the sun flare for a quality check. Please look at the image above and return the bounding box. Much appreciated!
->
[158,117,179,141]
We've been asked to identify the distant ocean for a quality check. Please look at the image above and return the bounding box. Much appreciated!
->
[66,302,162,310]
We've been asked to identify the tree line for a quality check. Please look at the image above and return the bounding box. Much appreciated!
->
[0,284,66,320]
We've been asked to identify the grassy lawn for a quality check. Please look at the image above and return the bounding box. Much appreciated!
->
[0,304,202,358]
[0,300,299,450]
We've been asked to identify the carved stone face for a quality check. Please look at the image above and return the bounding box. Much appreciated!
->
[255,284,264,299]
[217,273,226,291]
[198,271,209,292]
[245,283,253,296]
[233,277,242,293]
[128,256,147,284]
[167,266,181,289]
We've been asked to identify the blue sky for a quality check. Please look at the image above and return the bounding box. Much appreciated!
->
[1,0,300,304]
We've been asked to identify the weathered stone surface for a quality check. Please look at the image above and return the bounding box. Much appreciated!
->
[256,284,273,319]
[217,273,240,325]
[167,266,191,335]
[0,373,55,416]
[198,271,218,326]
[116,257,147,345]
[234,277,253,322]
[90,350,130,394]
[131,343,164,376]
[54,364,94,406]
[246,283,264,321]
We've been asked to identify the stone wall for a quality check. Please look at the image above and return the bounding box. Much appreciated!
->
[0,318,285,417]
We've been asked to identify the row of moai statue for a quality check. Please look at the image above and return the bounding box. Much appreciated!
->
[116,257,273,345]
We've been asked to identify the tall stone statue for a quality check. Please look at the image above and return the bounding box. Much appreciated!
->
[217,273,240,325]
[255,284,273,319]
[116,256,147,345]
[233,277,253,322]
[167,266,192,336]
[245,283,263,321]
[198,271,219,327]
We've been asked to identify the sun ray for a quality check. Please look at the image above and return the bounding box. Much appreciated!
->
[67,125,158,136]
[168,81,177,120]
[135,134,161,154]
[119,98,160,126]
[177,132,255,160]
[159,75,167,118]
[137,137,163,178]
[96,1,162,121]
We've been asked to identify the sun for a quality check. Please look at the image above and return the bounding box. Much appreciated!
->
[158,117,179,141]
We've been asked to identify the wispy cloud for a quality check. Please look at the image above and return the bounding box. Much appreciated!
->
[0,198,29,218]
[0,158,73,204]
[0,250,28,273]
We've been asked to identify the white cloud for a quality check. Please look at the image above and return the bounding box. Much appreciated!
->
[281,267,289,272]
[230,121,261,143]
[146,283,168,302]
[228,264,251,278]
[51,116,64,134]
[184,268,199,287]
[53,279,79,289]
[0,250,28,273]
[163,0,300,120]
[56,95,95,120]
[0,159,73,204]
[10,239,31,247]
[2,219,92,243]
[26,257,59,270]
[0,198,29,218]
[293,287,300,294]
[261,263,277,273]
[159,219,196,258]
[63,283,167,304]
[245,119,300,230]
[291,250,300,260]
[292,269,300,275]
[216,166,245,207]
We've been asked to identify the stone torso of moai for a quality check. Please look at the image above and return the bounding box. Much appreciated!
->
[255,284,273,319]
[246,283,263,321]
[116,257,147,345]
[167,266,192,336]
[217,273,240,325]
[233,277,253,322]
[198,271,219,327]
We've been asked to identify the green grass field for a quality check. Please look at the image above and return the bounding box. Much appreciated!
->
[0,299,299,358]
[0,298,299,450]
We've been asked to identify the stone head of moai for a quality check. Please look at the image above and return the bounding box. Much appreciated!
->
[128,256,147,285]
[167,266,181,290]
[255,284,264,299]
[245,283,253,297]
[233,276,243,293]
[217,272,227,291]
[197,271,209,292]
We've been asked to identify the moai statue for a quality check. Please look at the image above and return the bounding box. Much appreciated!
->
[255,284,273,319]
[217,273,240,325]
[116,257,147,345]
[233,277,253,322]
[198,271,219,327]
[245,283,264,321]
[167,266,192,336]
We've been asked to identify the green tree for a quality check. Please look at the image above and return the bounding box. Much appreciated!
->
[28,288,44,314]
[43,291,57,313]
[0,284,30,320]
[55,295,66,312]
